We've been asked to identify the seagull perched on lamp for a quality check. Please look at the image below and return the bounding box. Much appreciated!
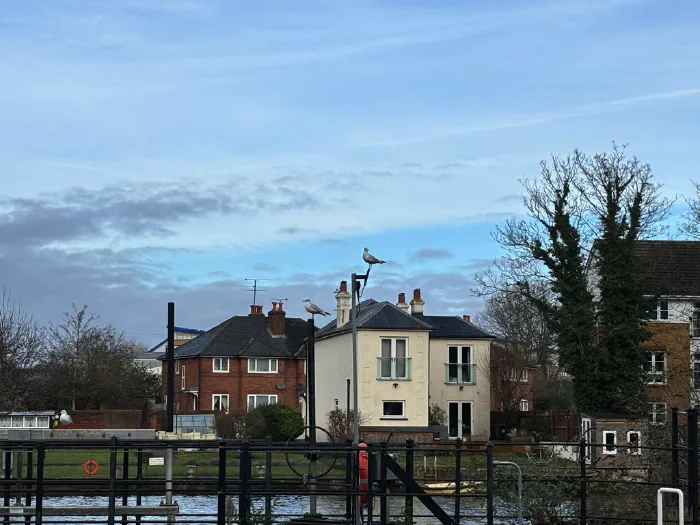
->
[303,299,330,317]
[363,248,386,266]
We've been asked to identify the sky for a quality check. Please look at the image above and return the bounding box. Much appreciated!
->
[1,0,700,346]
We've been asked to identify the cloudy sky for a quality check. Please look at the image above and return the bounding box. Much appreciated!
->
[2,0,699,346]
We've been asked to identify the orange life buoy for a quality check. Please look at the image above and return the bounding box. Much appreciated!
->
[83,460,99,476]
[358,443,369,508]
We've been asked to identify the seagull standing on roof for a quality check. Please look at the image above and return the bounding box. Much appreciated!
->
[363,248,386,266]
[59,410,73,426]
[303,299,330,317]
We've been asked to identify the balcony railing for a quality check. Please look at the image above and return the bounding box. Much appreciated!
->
[646,372,665,386]
[377,357,411,380]
[445,363,476,385]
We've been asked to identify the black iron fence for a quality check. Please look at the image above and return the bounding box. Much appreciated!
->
[0,426,698,525]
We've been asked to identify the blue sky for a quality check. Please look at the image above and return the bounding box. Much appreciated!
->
[1,0,699,345]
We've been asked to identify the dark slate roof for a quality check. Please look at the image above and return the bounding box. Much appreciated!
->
[315,299,433,339]
[160,316,309,360]
[633,240,700,296]
[420,315,494,339]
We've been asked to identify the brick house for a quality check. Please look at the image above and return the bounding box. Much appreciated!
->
[489,342,535,413]
[161,302,308,415]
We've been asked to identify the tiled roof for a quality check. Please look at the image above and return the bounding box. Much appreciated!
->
[634,240,700,296]
[420,315,494,339]
[160,316,309,360]
[315,299,433,339]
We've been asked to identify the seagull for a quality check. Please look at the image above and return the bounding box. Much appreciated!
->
[363,248,386,266]
[59,410,73,426]
[303,299,330,317]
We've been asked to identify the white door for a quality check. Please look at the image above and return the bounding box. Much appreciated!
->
[448,402,472,439]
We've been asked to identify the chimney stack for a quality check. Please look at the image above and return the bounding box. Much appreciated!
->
[335,280,352,327]
[410,288,425,315]
[268,301,286,335]
[463,314,471,323]
[396,292,409,313]
[249,305,264,317]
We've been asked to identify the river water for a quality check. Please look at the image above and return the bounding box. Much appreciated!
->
[7,494,491,524]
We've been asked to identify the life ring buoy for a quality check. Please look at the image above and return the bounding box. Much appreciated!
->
[358,443,369,508]
[83,460,99,476]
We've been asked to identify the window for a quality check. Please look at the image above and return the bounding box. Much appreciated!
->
[645,352,666,385]
[181,365,186,390]
[693,303,700,338]
[627,431,642,455]
[381,401,405,419]
[334,399,339,407]
[175,360,180,374]
[649,403,667,425]
[213,358,229,373]
[650,299,669,320]
[24,416,36,428]
[212,394,229,412]
[0,415,10,428]
[248,358,278,373]
[602,431,617,455]
[519,398,529,412]
[37,416,50,428]
[446,346,474,384]
[378,339,410,380]
[694,355,700,389]
[247,394,277,411]
[509,369,529,382]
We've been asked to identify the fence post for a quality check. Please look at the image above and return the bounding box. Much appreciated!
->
[108,436,118,525]
[265,436,272,525]
[455,438,462,525]
[240,442,250,525]
[672,408,679,486]
[405,439,414,524]
[24,451,32,525]
[366,443,375,525]
[345,439,353,521]
[379,441,388,525]
[122,447,129,525]
[579,438,587,525]
[688,408,698,525]
[486,442,493,525]
[3,449,10,525]
[35,444,44,525]
[136,449,143,525]
[217,443,227,525]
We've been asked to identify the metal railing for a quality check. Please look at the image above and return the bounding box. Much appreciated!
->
[445,363,476,384]
[377,357,411,380]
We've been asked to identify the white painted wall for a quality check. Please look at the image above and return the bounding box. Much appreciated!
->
[314,332,353,431]
[429,339,491,439]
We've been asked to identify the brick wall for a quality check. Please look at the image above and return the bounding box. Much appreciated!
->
[57,410,144,429]
[645,322,691,409]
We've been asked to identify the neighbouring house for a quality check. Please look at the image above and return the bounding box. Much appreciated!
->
[160,302,308,415]
[136,327,205,374]
[489,342,536,413]
[314,283,494,441]
[580,412,646,467]
[587,239,700,420]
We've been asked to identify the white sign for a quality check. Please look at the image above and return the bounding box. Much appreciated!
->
[149,457,165,466]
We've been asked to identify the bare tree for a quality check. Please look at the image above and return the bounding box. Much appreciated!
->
[682,181,700,240]
[478,342,533,415]
[0,290,47,411]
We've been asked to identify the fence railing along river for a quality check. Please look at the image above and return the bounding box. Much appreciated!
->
[1,424,698,525]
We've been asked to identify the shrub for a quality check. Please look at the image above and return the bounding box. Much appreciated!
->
[325,408,369,442]
[257,404,304,441]
[215,411,247,439]
[428,404,447,426]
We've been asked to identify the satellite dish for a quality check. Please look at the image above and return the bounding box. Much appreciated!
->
[276,383,285,390]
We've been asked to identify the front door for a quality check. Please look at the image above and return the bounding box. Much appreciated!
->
[448,402,472,439]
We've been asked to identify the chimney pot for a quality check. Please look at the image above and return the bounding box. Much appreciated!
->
[339,281,348,293]
[398,292,405,303]
[410,288,425,315]
[250,305,257,316]
[272,301,278,311]
[413,288,422,301]
[278,301,284,311]
[463,315,471,323]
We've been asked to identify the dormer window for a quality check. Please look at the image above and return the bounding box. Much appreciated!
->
[649,299,669,320]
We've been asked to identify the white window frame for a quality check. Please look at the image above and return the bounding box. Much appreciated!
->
[646,352,666,385]
[175,360,180,374]
[181,365,186,390]
[602,431,617,455]
[381,400,405,419]
[519,398,529,412]
[694,354,700,389]
[379,338,409,380]
[212,394,229,412]
[247,394,278,411]
[213,357,229,373]
[650,299,669,320]
[509,368,529,382]
[649,402,667,425]
[248,358,279,373]
[627,431,642,455]
[693,302,700,338]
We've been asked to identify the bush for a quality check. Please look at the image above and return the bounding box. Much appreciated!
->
[428,404,447,426]
[256,404,304,441]
[533,378,575,411]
